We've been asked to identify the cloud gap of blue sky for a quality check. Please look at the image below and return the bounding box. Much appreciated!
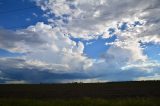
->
[0,49,24,57]
[84,35,117,59]
[0,0,47,30]
[141,42,160,61]
[70,34,117,59]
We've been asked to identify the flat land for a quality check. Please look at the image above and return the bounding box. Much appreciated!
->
[0,81,160,99]
[0,81,160,106]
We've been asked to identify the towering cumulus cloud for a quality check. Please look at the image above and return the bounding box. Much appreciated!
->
[0,0,160,83]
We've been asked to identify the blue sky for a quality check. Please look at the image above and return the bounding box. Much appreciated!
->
[0,0,160,83]
[0,0,46,29]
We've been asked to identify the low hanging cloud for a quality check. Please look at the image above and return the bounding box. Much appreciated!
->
[0,0,160,83]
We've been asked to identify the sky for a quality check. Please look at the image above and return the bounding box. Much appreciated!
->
[0,0,160,84]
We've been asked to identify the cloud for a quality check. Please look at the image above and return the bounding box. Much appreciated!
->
[5,80,28,84]
[0,57,94,83]
[0,22,89,71]
[0,28,46,53]
[0,22,97,83]
[137,74,160,81]
[0,57,70,73]
[34,0,160,40]
[0,0,160,83]
[0,57,155,83]
[121,61,160,72]
[23,22,93,72]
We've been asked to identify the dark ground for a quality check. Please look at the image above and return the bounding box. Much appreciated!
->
[0,81,160,99]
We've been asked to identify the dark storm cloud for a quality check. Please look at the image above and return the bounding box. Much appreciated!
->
[0,58,94,83]
[1,69,91,83]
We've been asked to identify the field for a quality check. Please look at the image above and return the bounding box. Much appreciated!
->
[0,81,160,106]
[0,98,160,106]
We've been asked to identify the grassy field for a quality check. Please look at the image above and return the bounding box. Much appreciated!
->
[0,98,160,106]
[0,81,160,106]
